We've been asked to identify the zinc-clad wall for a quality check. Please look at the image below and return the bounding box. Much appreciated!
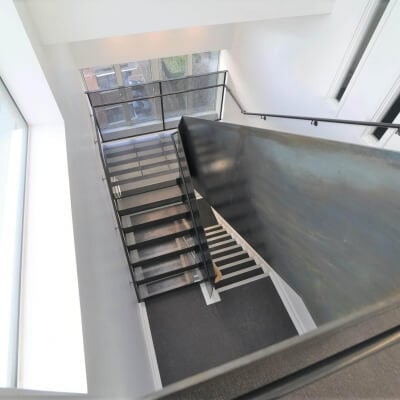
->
[180,117,400,324]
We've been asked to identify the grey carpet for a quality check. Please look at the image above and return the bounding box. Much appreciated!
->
[146,276,297,385]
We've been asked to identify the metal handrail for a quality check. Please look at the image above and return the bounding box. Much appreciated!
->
[91,83,226,109]
[171,132,214,288]
[237,324,400,400]
[225,85,400,132]
[85,70,228,94]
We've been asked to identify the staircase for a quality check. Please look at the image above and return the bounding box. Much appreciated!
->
[205,224,267,292]
[102,132,213,301]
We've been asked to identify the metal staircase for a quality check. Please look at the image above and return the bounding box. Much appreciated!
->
[101,132,215,301]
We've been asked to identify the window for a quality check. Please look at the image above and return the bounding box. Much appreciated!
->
[105,106,125,124]
[372,92,400,140]
[161,55,188,80]
[120,61,152,86]
[192,51,220,75]
[0,78,28,387]
[81,52,221,90]
[81,66,118,91]
[335,0,390,101]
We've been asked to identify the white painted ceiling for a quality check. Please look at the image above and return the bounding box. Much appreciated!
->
[17,0,335,45]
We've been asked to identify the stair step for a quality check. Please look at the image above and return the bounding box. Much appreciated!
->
[108,158,178,177]
[206,233,230,245]
[208,238,236,250]
[138,268,204,300]
[108,153,177,175]
[218,257,256,274]
[134,252,201,284]
[117,185,183,215]
[113,174,180,198]
[210,244,242,258]
[205,229,227,240]
[216,266,264,289]
[130,235,197,266]
[205,226,224,235]
[121,202,191,232]
[104,137,171,158]
[107,148,175,168]
[204,224,221,232]
[217,273,268,293]
[213,250,248,265]
[111,165,179,186]
[125,218,194,250]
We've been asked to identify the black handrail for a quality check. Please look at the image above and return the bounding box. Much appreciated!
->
[237,324,400,400]
[85,70,228,94]
[89,110,141,300]
[225,85,400,132]
[91,83,226,109]
[171,132,214,291]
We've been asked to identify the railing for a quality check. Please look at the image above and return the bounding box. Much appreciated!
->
[225,85,400,133]
[86,71,227,142]
[171,131,215,296]
[90,113,141,301]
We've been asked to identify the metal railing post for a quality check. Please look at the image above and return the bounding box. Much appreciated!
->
[219,70,227,120]
[159,80,166,131]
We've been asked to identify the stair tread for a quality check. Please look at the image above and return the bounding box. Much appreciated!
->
[216,266,264,289]
[104,137,171,157]
[121,203,190,231]
[111,165,179,186]
[114,173,179,198]
[108,158,178,177]
[117,185,183,215]
[130,235,197,265]
[213,250,248,265]
[107,148,175,167]
[126,218,193,248]
[134,252,201,283]
[108,153,177,174]
[138,268,204,300]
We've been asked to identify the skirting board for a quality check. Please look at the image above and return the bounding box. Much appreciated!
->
[138,302,163,390]
[211,207,317,335]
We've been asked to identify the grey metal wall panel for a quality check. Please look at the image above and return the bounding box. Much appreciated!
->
[179,117,400,325]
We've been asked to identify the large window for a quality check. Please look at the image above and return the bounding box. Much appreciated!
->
[335,0,390,101]
[371,91,400,140]
[82,51,221,134]
[81,51,220,90]
[0,78,28,387]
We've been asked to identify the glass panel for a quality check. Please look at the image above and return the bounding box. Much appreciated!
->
[88,82,160,107]
[95,97,163,141]
[120,61,152,86]
[172,132,215,296]
[82,65,118,91]
[192,51,220,75]
[163,85,223,129]
[0,78,28,387]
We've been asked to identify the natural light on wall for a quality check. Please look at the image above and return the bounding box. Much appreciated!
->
[0,78,28,388]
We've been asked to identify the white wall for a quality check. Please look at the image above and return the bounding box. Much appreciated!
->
[21,0,334,45]
[70,24,235,69]
[221,0,400,147]
[0,0,86,394]
[14,2,159,398]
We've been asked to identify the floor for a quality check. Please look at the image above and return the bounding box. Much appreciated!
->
[146,277,297,385]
